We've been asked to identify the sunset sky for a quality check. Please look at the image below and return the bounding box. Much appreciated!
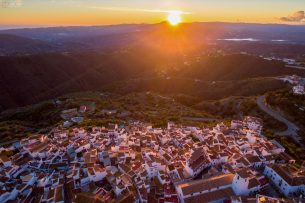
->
[0,0,305,27]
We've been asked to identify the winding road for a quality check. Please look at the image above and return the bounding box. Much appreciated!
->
[256,95,303,147]
[182,117,218,122]
[285,65,305,70]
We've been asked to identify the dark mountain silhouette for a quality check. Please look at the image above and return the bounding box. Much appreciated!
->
[0,51,304,110]
[1,23,305,110]
[0,34,54,54]
[1,23,305,55]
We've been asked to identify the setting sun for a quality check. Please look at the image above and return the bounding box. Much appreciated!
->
[167,10,182,26]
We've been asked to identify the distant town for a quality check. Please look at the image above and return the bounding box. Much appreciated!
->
[277,75,305,96]
[0,114,304,203]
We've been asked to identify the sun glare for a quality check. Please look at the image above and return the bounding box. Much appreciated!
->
[167,10,182,26]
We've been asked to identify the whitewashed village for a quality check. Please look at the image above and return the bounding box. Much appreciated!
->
[278,75,305,96]
[0,114,305,203]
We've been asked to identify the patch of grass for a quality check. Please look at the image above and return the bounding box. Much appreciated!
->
[263,129,305,164]
[191,135,200,142]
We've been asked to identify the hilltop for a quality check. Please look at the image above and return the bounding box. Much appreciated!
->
[1,52,304,110]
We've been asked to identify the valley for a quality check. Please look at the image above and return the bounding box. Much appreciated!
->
[2,2,305,202]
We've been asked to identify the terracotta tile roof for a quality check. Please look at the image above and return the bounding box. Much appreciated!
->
[245,155,261,163]
[248,178,260,189]
[178,173,234,196]
[270,164,305,186]
[236,169,252,179]
[184,187,234,203]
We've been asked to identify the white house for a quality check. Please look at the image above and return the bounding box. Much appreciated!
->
[243,116,263,134]
[264,164,305,197]
[293,85,305,95]
[144,159,166,178]
[231,120,244,129]
[185,148,211,177]
[232,169,262,196]
[87,166,107,182]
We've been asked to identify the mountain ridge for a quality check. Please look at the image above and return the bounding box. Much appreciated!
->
[0,52,304,110]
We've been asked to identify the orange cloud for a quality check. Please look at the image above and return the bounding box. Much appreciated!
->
[280,11,305,23]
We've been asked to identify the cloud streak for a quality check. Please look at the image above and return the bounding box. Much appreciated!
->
[280,11,305,23]
[0,0,23,8]
[89,6,191,14]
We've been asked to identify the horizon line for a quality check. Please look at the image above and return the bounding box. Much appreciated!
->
[0,21,304,30]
